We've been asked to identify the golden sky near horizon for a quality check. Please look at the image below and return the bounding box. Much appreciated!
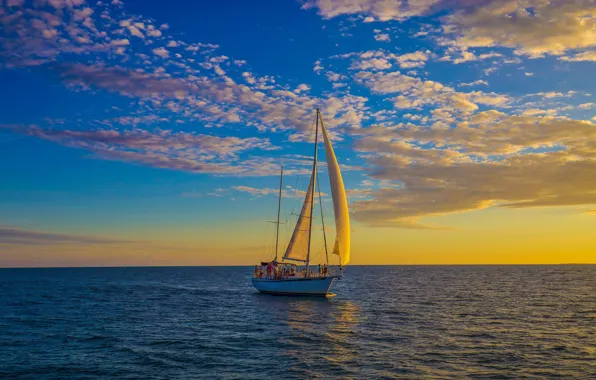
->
[2,205,595,267]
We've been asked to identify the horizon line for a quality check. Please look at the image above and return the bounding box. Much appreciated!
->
[1,263,594,269]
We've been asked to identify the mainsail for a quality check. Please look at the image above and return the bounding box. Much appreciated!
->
[320,119,351,266]
[283,163,316,262]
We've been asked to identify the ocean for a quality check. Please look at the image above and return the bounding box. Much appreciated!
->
[0,265,594,379]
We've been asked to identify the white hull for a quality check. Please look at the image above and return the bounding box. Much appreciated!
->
[252,276,339,296]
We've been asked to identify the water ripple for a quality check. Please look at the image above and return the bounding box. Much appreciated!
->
[0,265,595,379]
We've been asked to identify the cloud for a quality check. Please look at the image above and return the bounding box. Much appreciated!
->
[349,52,393,70]
[529,91,577,99]
[304,1,596,59]
[0,0,369,139]
[394,51,429,68]
[352,115,596,227]
[231,185,325,200]
[467,91,509,106]
[354,70,509,112]
[560,51,596,62]
[232,185,297,198]
[356,71,423,94]
[325,71,345,82]
[51,62,367,133]
[1,124,282,175]
[54,63,195,97]
[314,59,324,74]
[468,109,505,124]
[341,50,430,71]
[111,39,130,46]
[302,0,441,21]
[522,109,555,117]
[48,0,86,10]
[459,80,488,87]
[0,0,107,67]
[439,48,502,64]
[232,185,281,196]
[181,188,227,198]
[0,227,134,246]
[442,1,596,58]
[123,21,145,39]
[373,29,391,42]
[152,47,169,58]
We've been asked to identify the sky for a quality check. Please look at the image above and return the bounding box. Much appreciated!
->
[1,0,595,267]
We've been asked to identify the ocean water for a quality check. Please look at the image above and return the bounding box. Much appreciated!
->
[0,266,594,379]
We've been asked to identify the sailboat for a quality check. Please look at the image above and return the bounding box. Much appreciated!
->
[252,109,350,296]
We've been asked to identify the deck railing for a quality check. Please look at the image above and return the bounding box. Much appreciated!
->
[253,265,341,280]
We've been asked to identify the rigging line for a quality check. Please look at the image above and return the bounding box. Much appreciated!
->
[283,218,290,256]
[310,245,328,267]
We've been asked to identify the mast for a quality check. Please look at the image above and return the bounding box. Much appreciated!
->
[274,166,283,262]
[305,108,319,276]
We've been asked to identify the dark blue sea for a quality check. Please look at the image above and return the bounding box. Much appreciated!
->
[1,266,595,379]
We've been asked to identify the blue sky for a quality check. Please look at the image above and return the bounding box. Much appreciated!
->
[1,0,595,266]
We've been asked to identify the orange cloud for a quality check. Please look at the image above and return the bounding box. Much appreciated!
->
[353,116,596,227]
